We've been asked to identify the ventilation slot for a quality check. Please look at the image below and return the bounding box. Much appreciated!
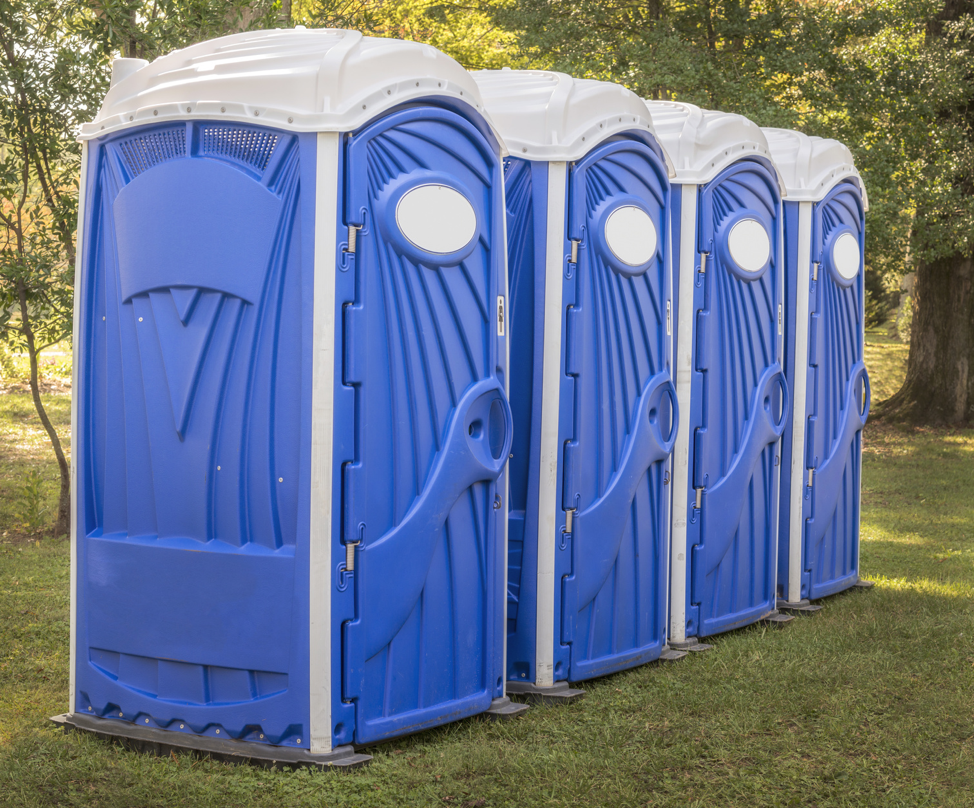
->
[200,127,279,173]
[117,128,186,177]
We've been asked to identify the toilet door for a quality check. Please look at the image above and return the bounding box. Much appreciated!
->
[559,138,675,681]
[688,160,787,638]
[803,181,869,599]
[338,106,511,745]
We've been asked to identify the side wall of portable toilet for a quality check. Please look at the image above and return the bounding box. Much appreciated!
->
[645,102,789,648]
[763,129,870,608]
[63,29,521,764]
[474,71,678,699]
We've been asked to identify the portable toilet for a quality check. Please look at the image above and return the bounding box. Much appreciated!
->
[473,70,679,702]
[57,29,524,767]
[762,129,870,610]
[644,101,792,650]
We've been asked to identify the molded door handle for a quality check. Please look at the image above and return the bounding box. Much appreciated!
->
[699,363,789,579]
[360,378,512,659]
[573,371,679,610]
[805,362,869,553]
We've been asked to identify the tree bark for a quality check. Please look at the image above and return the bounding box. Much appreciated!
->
[875,249,974,424]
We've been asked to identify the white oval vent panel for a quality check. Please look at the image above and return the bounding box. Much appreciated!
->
[396,185,477,254]
[727,218,771,273]
[832,232,860,280]
[605,206,657,266]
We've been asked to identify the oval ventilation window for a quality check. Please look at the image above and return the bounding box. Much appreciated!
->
[727,218,771,273]
[605,206,658,266]
[396,185,477,254]
[832,231,860,281]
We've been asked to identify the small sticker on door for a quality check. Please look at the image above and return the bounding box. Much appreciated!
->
[497,296,506,336]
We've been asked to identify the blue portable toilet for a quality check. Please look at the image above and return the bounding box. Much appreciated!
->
[644,102,792,650]
[58,29,525,767]
[762,129,870,609]
[473,70,679,701]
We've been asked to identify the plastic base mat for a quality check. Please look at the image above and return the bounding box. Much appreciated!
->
[760,610,795,626]
[668,638,714,652]
[482,696,531,718]
[776,598,824,614]
[659,647,689,662]
[854,578,875,589]
[505,681,585,705]
[50,713,372,770]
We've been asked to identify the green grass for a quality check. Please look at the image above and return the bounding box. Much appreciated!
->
[1,335,973,807]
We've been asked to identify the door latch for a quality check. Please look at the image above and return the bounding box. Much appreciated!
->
[345,540,359,572]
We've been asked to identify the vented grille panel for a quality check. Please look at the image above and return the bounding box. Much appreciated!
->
[117,128,186,177]
[201,127,279,172]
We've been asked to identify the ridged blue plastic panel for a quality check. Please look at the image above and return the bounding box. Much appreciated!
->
[561,139,674,681]
[502,158,548,682]
[688,159,785,638]
[76,122,315,746]
[804,182,868,599]
[336,107,509,745]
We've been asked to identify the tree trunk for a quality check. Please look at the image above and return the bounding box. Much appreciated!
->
[875,249,974,424]
[17,282,71,536]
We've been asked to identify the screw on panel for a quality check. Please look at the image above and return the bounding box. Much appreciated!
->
[186,107,191,113]
[180,724,184,728]
[260,734,264,739]
[221,107,226,113]
[138,317,143,322]
[119,712,123,717]
[129,116,133,121]
[278,477,283,482]
[88,706,92,711]
[145,718,149,723]
[153,110,158,116]
[288,117,293,123]
[254,110,260,116]
[217,466,221,471]
[216,729,220,734]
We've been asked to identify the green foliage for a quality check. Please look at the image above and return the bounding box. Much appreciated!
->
[293,0,520,69]
[13,468,48,533]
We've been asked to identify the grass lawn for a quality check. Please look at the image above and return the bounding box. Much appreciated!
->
[1,334,972,807]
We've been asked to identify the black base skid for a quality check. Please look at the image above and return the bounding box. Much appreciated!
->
[50,713,372,770]
[505,680,585,705]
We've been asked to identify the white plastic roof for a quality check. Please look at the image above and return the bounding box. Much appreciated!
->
[82,28,502,146]
[643,100,782,191]
[473,70,672,171]
[762,128,869,210]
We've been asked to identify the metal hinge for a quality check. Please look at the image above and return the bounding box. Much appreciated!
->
[345,541,359,572]
[812,262,819,282]
[564,508,575,534]
[807,469,814,488]
[570,240,579,264]
[699,252,709,274]
[778,304,783,335]
[497,296,506,336]
[666,300,672,336]
[694,488,703,509]
[346,225,360,253]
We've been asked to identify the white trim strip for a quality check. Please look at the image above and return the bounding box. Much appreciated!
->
[534,161,567,687]
[69,142,90,715]
[669,184,698,643]
[309,132,340,754]
[787,202,814,603]
[499,173,511,690]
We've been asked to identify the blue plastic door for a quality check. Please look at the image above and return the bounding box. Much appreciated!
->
[338,107,511,745]
[560,139,675,681]
[688,161,786,638]
[803,182,868,598]
[76,123,314,746]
